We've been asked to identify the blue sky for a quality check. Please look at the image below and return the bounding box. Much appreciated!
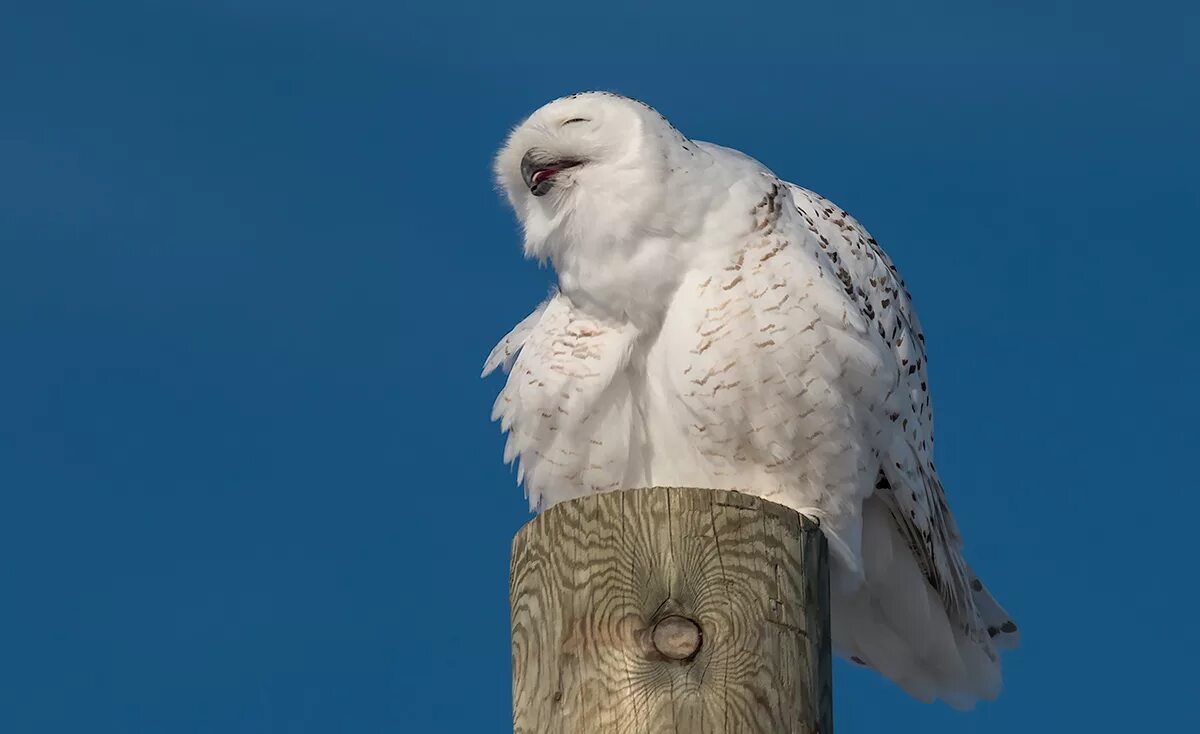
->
[2,1,1196,732]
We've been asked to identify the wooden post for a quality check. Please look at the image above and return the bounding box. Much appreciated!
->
[510,486,832,733]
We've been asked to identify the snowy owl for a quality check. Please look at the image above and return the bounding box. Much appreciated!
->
[483,92,1018,709]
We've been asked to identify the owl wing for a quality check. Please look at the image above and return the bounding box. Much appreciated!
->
[789,184,1021,650]
[485,292,640,511]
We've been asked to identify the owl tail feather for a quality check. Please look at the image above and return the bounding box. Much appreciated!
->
[831,496,1012,709]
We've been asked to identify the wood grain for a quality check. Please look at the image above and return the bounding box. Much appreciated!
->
[510,487,831,733]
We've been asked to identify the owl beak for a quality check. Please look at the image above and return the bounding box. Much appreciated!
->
[521,149,581,197]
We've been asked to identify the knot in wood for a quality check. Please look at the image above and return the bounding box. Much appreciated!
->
[651,615,703,661]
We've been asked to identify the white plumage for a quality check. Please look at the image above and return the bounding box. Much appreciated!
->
[483,92,1018,708]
